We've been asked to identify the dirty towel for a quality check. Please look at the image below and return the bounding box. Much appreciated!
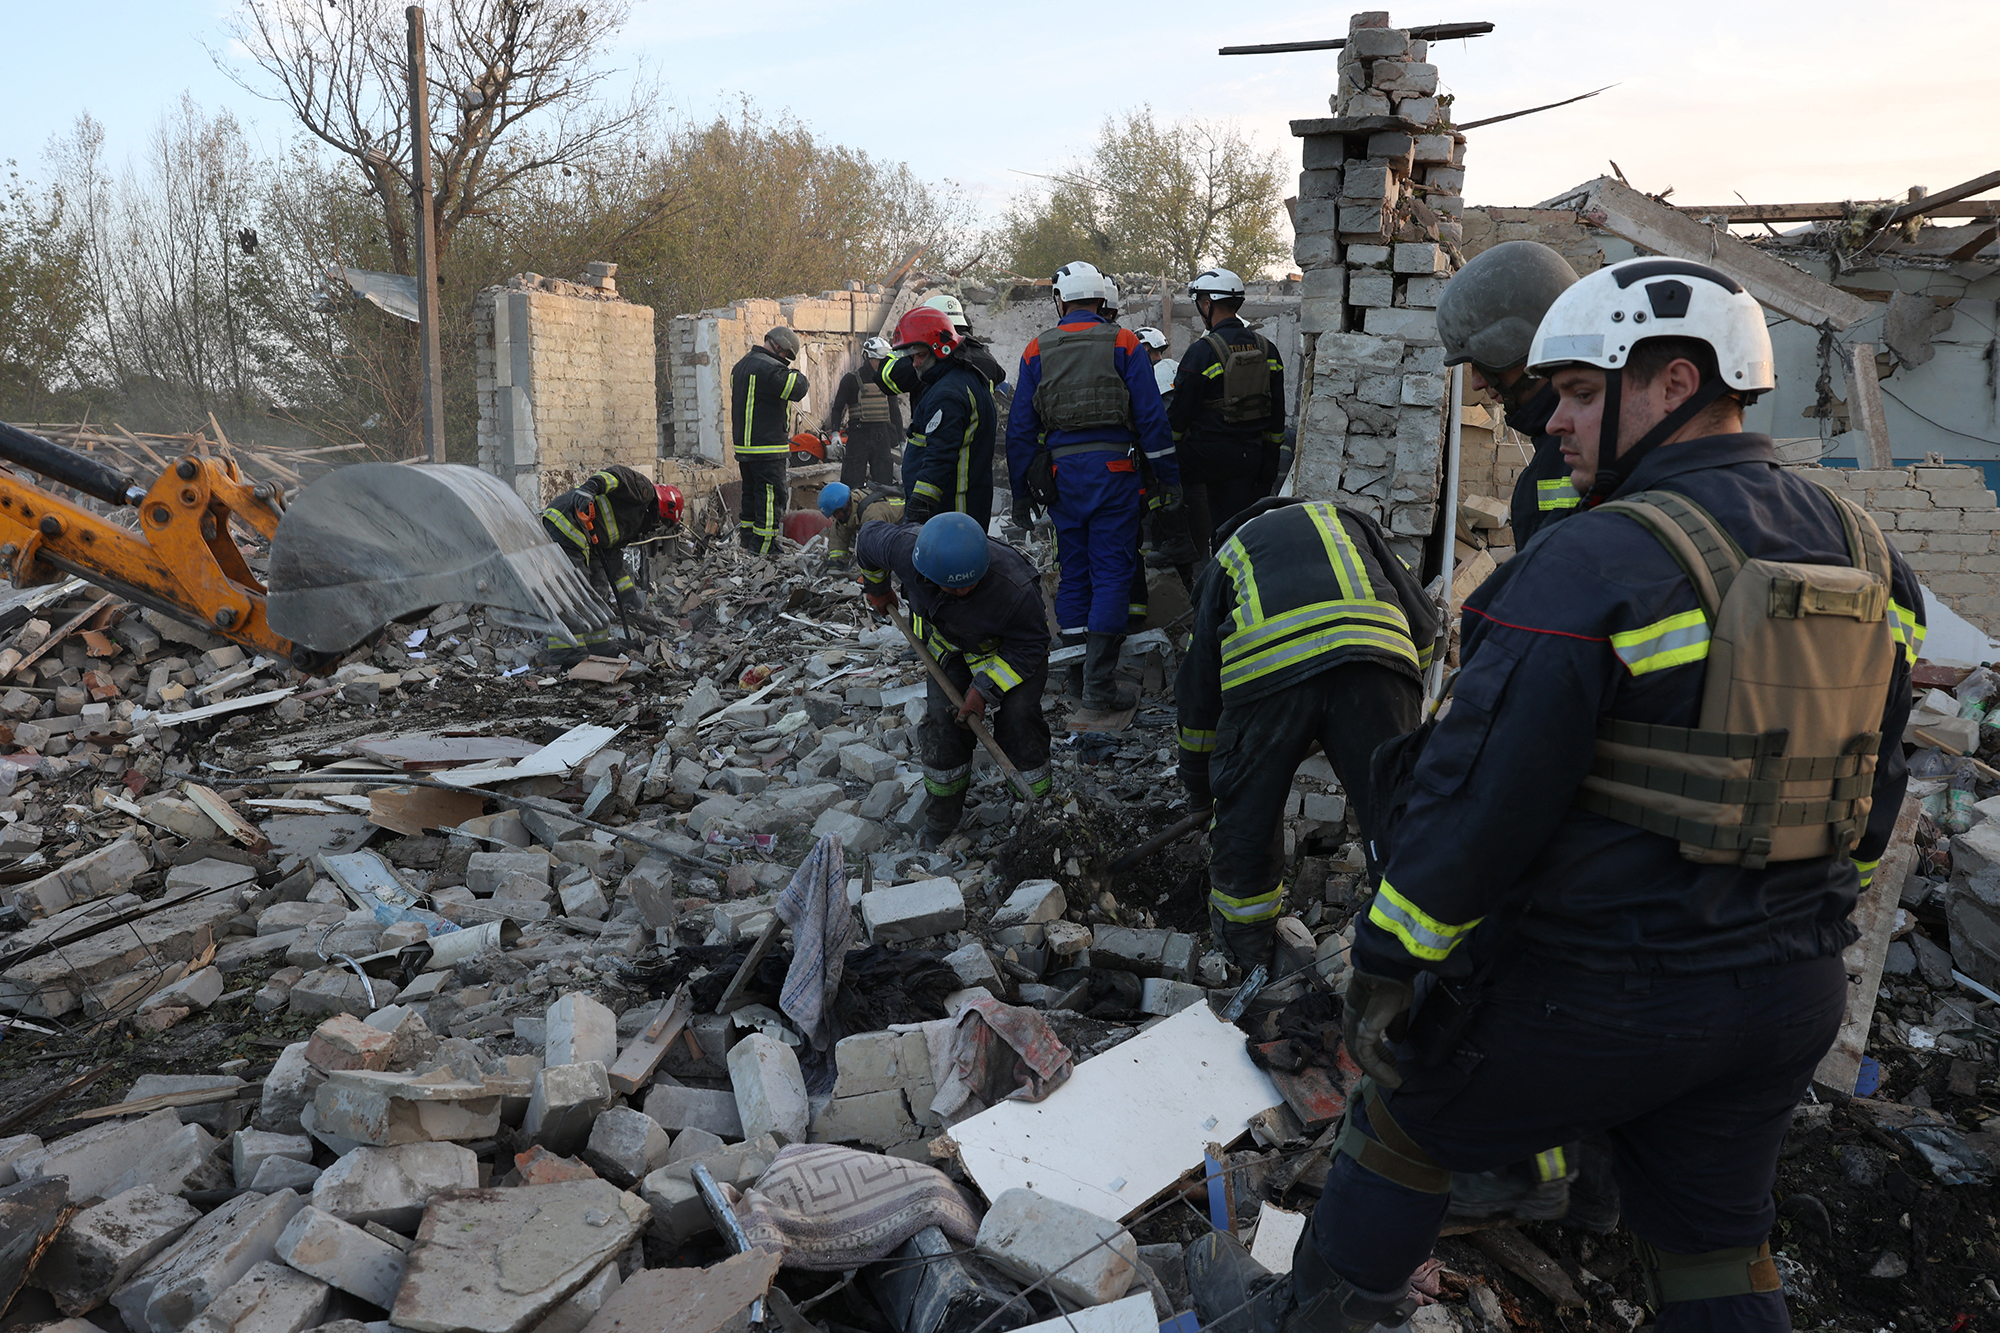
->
[930,996,1073,1125]
[775,833,851,1050]
[737,1143,980,1270]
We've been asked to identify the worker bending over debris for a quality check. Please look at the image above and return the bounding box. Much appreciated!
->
[1170,268,1286,556]
[731,325,810,555]
[539,463,681,664]
[1008,261,1180,718]
[826,337,905,488]
[1188,259,1923,1333]
[818,480,905,569]
[1176,497,1435,969]
[856,513,1052,841]
[1436,240,1584,546]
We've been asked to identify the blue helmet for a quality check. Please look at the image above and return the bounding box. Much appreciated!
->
[817,482,851,517]
[912,512,989,589]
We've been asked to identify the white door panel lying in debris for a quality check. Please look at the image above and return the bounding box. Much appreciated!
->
[948,1003,1281,1224]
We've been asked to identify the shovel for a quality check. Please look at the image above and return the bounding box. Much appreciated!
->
[266,463,610,654]
[888,608,1038,807]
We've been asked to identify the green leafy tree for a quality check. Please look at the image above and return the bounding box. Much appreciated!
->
[0,163,91,419]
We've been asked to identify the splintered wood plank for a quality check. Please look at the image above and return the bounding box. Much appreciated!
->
[368,784,487,837]
[183,782,272,852]
[1464,1227,1585,1308]
[1815,791,1924,1094]
[606,987,693,1096]
[947,1002,1282,1223]
[350,733,545,771]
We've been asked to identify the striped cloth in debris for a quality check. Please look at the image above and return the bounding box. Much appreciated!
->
[930,996,1074,1125]
[737,1143,981,1269]
[775,833,851,1050]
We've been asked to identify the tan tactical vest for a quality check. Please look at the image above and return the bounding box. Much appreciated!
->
[1576,489,1896,868]
[851,377,893,425]
[1032,324,1132,434]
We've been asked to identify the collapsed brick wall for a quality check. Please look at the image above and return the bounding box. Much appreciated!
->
[474,271,658,507]
[1289,11,1469,572]
[665,287,893,466]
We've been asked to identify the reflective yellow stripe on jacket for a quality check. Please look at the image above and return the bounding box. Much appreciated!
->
[1536,478,1582,511]
[1610,608,1710,676]
[739,369,805,454]
[1887,598,1925,666]
[1368,880,1482,962]
[543,507,589,550]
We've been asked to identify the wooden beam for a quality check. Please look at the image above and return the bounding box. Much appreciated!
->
[1547,176,1875,330]
[1883,169,2000,226]
[1674,200,2000,224]
[1814,792,1922,1095]
[1846,344,1894,469]
[1220,21,1492,55]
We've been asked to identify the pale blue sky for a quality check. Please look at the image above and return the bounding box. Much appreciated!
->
[8,0,1997,235]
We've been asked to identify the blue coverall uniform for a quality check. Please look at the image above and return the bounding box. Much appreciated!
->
[1006,312,1177,636]
[1314,433,1923,1330]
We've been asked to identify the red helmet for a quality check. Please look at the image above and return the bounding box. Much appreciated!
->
[892,306,960,359]
[655,483,684,525]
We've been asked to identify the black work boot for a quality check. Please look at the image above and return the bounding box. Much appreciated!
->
[1057,631,1087,697]
[1185,1230,1416,1333]
[1080,632,1138,712]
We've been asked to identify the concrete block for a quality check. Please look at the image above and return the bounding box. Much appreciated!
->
[841,743,898,783]
[642,1082,743,1139]
[861,877,966,943]
[581,1105,672,1186]
[40,1184,201,1316]
[182,1259,329,1333]
[1393,243,1447,275]
[1366,133,1414,174]
[530,1257,621,1333]
[16,1108,185,1204]
[991,880,1065,928]
[728,1032,809,1144]
[524,1061,613,1156]
[274,1205,407,1308]
[304,1013,399,1073]
[1349,271,1395,307]
[310,1069,499,1146]
[249,1156,322,1192]
[976,1188,1138,1306]
[110,1187,306,1333]
[310,1142,479,1232]
[0,1133,39,1187]
[811,808,887,854]
[1139,979,1207,1017]
[289,967,401,1019]
[664,1125,726,1165]
[558,874,609,920]
[638,1134,782,1244]
[832,1028,930,1097]
[1363,307,1440,343]
[233,1130,313,1188]
[544,992,618,1068]
[466,851,551,894]
[812,1090,921,1149]
[1301,792,1348,824]
[1315,332,1404,372]
[124,1073,245,1136]
[257,1042,323,1136]
[1338,203,1391,237]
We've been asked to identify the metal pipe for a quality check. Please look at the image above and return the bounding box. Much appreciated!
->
[0,423,144,507]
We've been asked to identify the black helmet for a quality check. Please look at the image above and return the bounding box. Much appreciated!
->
[1436,241,1578,372]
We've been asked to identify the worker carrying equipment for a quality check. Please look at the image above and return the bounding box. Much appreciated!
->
[1171,268,1287,557]
[1231,255,1923,1333]
[1437,240,1583,546]
[0,422,606,676]
[1008,260,1180,718]
[827,340,906,488]
[1176,497,1436,968]
[540,462,670,661]
[879,306,998,528]
[820,482,906,568]
[731,326,811,555]
[856,516,1052,837]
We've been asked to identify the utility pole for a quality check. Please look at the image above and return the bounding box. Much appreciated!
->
[406,5,445,463]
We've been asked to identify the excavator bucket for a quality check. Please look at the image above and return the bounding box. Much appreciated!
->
[266,463,610,655]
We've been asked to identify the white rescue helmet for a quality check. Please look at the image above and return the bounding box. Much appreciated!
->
[1188,268,1247,301]
[1051,261,1110,305]
[1154,359,1179,395]
[922,293,972,333]
[1526,257,1774,396]
[1101,277,1121,317]
[1135,326,1169,352]
[861,336,893,360]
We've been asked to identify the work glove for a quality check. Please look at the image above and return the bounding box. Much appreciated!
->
[615,584,647,615]
[1151,484,1184,513]
[903,493,940,525]
[955,686,987,727]
[1010,498,1035,528]
[1343,969,1416,1089]
[864,584,900,615]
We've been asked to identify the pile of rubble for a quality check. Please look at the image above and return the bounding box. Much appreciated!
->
[0,515,1994,1332]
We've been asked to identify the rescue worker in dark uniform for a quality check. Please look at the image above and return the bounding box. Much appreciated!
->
[1437,240,1585,548]
[819,480,905,569]
[730,326,809,554]
[540,465,683,662]
[872,307,996,527]
[1170,268,1286,556]
[1177,498,1436,967]
[857,513,1053,838]
[1007,261,1180,716]
[1186,259,1923,1333]
[826,336,904,487]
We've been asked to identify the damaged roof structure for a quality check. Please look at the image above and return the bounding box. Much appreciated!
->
[0,10,1994,1333]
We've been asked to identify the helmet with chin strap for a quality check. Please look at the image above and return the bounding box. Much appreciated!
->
[1526,257,1773,502]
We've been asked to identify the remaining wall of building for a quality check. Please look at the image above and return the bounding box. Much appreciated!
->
[1287,11,1469,573]
[1801,464,2000,635]
[474,270,657,506]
